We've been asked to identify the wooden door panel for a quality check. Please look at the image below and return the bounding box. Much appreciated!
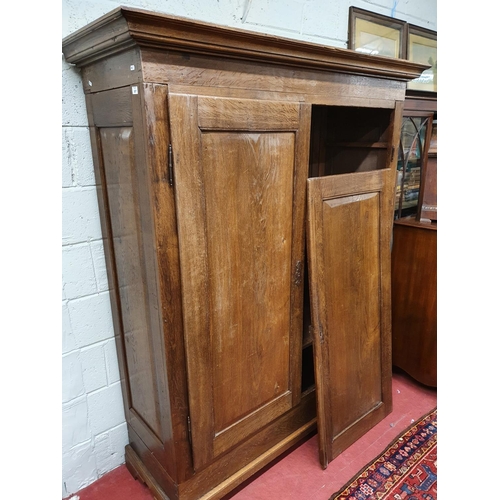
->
[307,169,393,468]
[321,191,382,432]
[203,132,294,426]
[169,94,309,470]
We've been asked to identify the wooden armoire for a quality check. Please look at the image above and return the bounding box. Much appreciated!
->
[62,8,427,500]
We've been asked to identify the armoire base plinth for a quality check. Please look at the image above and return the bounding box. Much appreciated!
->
[126,445,171,500]
[126,419,317,500]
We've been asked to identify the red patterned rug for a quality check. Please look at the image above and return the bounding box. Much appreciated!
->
[329,408,437,499]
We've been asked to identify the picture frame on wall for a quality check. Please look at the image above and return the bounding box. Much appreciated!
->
[348,7,407,59]
[407,25,437,92]
[348,8,437,94]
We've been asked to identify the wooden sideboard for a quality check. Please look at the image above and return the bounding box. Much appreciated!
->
[391,217,437,387]
[62,8,427,499]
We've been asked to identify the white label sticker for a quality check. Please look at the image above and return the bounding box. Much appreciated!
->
[131,86,138,95]
[130,65,135,71]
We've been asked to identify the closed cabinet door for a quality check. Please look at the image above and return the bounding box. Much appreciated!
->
[168,93,310,471]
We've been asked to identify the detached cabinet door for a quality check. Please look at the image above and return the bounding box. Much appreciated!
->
[307,169,394,468]
[168,94,310,471]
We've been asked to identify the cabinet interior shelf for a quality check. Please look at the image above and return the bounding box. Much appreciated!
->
[335,142,388,148]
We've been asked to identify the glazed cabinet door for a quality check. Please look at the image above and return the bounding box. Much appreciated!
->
[168,93,310,471]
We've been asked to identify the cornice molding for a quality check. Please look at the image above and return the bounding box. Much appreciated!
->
[62,6,428,81]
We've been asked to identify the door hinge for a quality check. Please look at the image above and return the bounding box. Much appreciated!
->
[294,260,303,286]
[168,144,174,187]
[318,324,324,344]
[390,146,395,163]
[187,415,192,446]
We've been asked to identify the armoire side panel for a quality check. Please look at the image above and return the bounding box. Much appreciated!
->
[99,127,163,439]
[87,85,189,492]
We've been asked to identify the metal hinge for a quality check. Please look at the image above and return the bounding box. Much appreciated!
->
[187,415,192,446]
[390,146,395,163]
[318,325,324,344]
[294,261,303,286]
[168,144,174,186]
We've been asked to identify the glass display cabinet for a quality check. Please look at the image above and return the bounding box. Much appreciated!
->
[394,109,435,220]
[420,119,437,220]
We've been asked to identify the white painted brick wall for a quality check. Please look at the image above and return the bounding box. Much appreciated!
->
[61,0,437,497]
[62,30,128,493]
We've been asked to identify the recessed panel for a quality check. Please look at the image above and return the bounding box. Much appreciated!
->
[100,127,162,439]
[202,131,295,433]
[322,192,382,434]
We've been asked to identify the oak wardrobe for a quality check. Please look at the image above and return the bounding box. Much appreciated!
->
[62,8,426,499]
